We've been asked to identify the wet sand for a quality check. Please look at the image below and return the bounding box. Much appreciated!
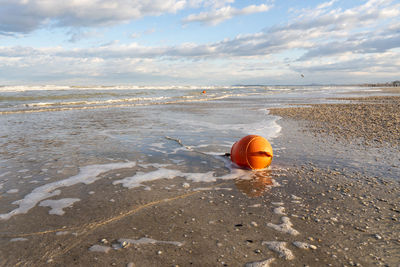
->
[1,93,400,266]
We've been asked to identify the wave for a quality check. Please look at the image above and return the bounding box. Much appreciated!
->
[24,96,171,108]
[0,84,290,92]
[0,85,215,92]
[0,93,245,115]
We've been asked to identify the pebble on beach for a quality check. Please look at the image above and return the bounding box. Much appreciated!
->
[292,241,317,250]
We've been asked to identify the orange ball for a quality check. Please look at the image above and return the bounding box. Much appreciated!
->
[230,135,273,169]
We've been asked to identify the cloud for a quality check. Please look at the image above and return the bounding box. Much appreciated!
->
[298,18,400,58]
[0,0,186,35]
[288,1,400,60]
[67,30,103,43]
[1,0,399,85]
[272,0,399,33]
[1,0,399,61]
[182,3,272,25]
[295,52,400,80]
[188,0,235,9]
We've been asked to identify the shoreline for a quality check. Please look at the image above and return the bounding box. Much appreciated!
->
[269,95,400,147]
[0,93,399,266]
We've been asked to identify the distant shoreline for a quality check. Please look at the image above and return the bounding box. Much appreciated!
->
[1,82,399,88]
[232,82,400,87]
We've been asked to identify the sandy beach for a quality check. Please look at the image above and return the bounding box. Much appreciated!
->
[0,88,399,266]
[2,0,400,265]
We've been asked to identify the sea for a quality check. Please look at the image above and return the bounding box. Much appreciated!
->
[0,85,394,222]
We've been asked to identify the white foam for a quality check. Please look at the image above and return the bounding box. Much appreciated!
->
[0,84,279,92]
[39,198,80,215]
[113,169,187,189]
[113,163,250,189]
[292,241,317,250]
[266,216,299,236]
[25,96,170,108]
[138,163,170,169]
[6,189,19,194]
[262,241,294,260]
[245,258,275,267]
[167,114,281,141]
[89,244,111,253]
[171,159,184,164]
[10,237,28,242]
[150,142,165,149]
[0,162,136,220]
[118,237,184,247]
[273,206,286,215]
[149,147,166,153]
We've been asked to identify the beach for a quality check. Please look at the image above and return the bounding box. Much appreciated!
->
[269,93,400,266]
[270,94,400,147]
[0,86,399,266]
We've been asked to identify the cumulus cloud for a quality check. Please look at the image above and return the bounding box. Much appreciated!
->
[1,0,399,85]
[273,0,399,34]
[0,0,186,34]
[182,3,272,25]
[0,0,269,34]
[284,0,400,60]
[1,0,399,60]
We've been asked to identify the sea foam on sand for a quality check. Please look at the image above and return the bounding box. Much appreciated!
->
[273,206,286,215]
[245,258,275,267]
[39,198,80,215]
[113,168,213,189]
[266,216,299,236]
[0,156,273,220]
[113,162,252,189]
[118,237,184,247]
[90,237,184,252]
[262,241,294,260]
[0,162,136,220]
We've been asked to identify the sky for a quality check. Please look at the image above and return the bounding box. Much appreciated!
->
[0,0,399,86]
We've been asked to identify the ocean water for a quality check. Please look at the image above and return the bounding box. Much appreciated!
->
[0,85,386,221]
